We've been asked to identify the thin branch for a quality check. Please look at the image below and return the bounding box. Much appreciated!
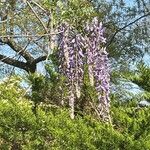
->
[0,19,7,24]
[89,102,101,120]
[30,38,47,53]
[31,1,47,12]
[26,1,48,33]
[0,32,62,38]
[106,12,150,48]
[141,0,149,13]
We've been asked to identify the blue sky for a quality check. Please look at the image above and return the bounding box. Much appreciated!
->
[144,53,150,66]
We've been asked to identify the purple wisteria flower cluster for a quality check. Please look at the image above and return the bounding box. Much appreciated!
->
[58,24,85,119]
[57,18,110,121]
[85,18,110,121]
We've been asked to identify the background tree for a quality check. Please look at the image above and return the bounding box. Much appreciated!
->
[0,0,149,77]
[127,63,150,102]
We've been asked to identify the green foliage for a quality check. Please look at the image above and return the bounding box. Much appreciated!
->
[45,64,68,106]
[0,0,149,148]
[131,63,150,92]
[26,68,68,108]
[111,100,150,150]
[47,0,95,31]
[122,62,150,102]
[26,73,46,103]
[0,78,150,149]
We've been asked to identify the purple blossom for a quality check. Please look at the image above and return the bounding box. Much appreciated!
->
[57,18,110,121]
[85,17,110,121]
[58,24,85,119]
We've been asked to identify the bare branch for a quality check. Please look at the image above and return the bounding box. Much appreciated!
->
[31,1,47,12]
[0,54,27,71]
[34,55,47,64]
[0,43,29,62]
[0,38,34,62]
[0,32,62,39]
[26,1,48,33]
[106,12,150,48]
[0,19,7,24]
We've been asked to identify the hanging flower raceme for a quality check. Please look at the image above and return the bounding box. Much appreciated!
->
[85,17,110,121]
[57,24,70,74]
[94,48,110,121]
[57,18,110,122]
[58,24,85,119]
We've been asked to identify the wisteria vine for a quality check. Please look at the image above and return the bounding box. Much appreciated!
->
[57,18,110,121]
[58,24,85,119]
[85,18,110,121]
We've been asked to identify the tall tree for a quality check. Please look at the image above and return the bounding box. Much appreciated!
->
[0,0,50,73]
[0,0,149,75]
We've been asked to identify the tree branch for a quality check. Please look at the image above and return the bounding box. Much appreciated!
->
[0,38,34,62]
[0,32,62,38]
[31,1,47,12]
[26,1,48,33]
[106,12,150,48]
[34,55,47,64]
[0,54,28,71]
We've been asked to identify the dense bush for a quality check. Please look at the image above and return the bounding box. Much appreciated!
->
[0,79,150,149]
